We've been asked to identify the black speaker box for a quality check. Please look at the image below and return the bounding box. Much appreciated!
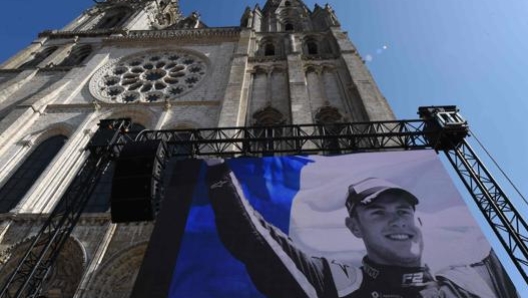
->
[111,140,167,223]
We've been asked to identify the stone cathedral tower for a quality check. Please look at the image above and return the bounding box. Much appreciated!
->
[0,0,393,296]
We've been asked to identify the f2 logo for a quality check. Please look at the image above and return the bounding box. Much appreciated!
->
[402,272,424,285]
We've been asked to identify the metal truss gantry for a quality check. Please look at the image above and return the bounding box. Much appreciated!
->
[0,119,132,298]
[445,142,528,281]
[1,106,526,297]
[420,106,528,283]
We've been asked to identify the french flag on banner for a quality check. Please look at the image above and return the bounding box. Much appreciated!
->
[169,156,312,298]
[167,151,502,298]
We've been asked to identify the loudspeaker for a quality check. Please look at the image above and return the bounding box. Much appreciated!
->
[88,119,131,154]
[111,140,167,223]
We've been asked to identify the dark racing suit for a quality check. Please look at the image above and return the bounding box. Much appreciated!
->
[206,162,518,298]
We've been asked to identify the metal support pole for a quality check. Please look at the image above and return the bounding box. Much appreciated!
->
[0,119,131,298]
[444,140,528,283]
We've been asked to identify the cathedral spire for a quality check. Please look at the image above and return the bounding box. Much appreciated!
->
[245,0,340,32]
[261,0,311,13]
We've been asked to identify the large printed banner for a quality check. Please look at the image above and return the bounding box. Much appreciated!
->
[134,150,518,298]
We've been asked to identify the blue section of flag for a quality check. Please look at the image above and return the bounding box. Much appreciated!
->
[169,156,312,298]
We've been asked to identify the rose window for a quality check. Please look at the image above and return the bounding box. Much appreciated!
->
[90,51,208,103]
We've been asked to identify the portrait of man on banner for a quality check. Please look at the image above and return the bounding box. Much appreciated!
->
[168,151,518,298]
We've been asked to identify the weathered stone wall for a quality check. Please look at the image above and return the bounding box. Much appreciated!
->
[0,0,396,296]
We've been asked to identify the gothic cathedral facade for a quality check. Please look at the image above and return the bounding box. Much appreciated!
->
[0,0,393,296]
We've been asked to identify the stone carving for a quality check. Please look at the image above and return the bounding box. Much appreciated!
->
[110,27,241,41]
[324,3,341,26]
[0,236,86,297]
[253,106,285,126]
[81,242,148,298]
[149,0,182,30]
[249,56,286,63]
[315,105,343,124]
[168,11,203,29]
[89,50,209,103]
[301,53,337,61]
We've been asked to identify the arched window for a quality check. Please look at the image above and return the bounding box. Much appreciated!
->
[19,46,58,69]
[307,41,319,55]
[0,236,85,297]
[96,9,129,29]
[253,106,284,127]
[85,123,145,213]
[264,43,276,56]
[251,107,285,155]
[285,23,294,31]
[285,1,292,7]
[0,135,67,212]
[59,45,93,67]
[315,106,343,155]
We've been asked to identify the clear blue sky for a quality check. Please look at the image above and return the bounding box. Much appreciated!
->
[1,0,527,293]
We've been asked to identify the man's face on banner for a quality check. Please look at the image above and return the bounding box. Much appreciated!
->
[346,191,424,267]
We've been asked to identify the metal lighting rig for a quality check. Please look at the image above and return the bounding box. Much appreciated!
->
[0,106,526,297]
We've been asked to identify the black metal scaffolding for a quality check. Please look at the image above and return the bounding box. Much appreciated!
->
[445,142,528,281]
[0,119,131,298]
[135,119,431,156]
[0,106,527,297]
